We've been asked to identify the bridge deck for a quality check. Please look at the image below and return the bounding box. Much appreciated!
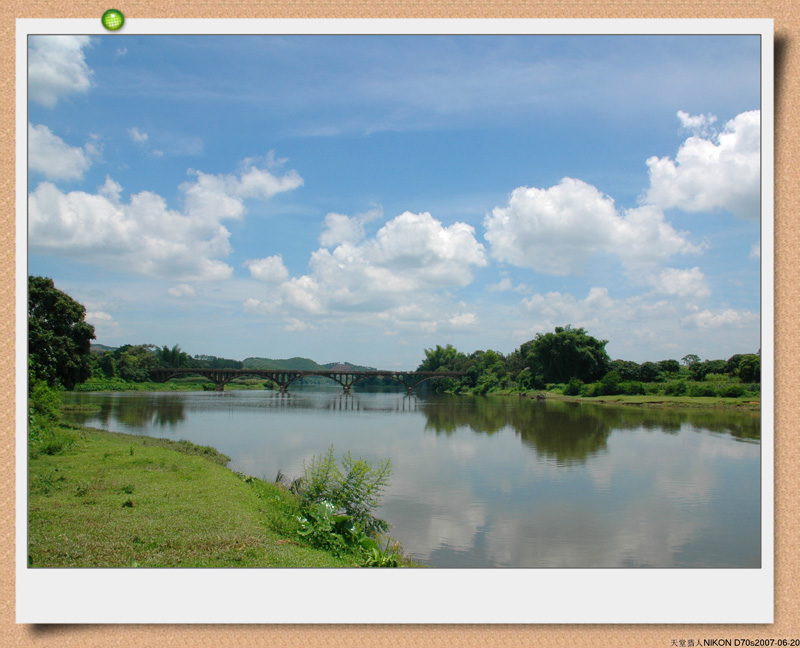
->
[149,367,465,393]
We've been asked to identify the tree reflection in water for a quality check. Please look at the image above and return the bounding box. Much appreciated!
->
[420,395,760,466]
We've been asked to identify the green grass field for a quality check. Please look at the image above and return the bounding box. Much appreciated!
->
[27,427,361,568]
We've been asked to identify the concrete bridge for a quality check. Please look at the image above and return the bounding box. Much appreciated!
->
[149,367,465,395]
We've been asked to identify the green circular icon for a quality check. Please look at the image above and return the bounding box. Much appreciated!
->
[101,9,125,31]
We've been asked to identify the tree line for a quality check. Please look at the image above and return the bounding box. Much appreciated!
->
[416,325,761,398]
[29,276,760,398]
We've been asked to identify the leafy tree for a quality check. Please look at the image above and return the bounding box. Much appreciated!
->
[737,355,761,383]
[95,351,117,378]
[417,344,466,372]
[725,354,745,375]
[688,359,727,381]
[194,354,243,369]
[156,344,190,367]
[459,349,509,394]
[28,276,96,390]
[115,344,159,382]
[637,361,661,383]
[657,359,681,375]
[682,354,701,367]
[600,370,622,395]
[417,344,469,393]
[520,325,610,384]
[609,359,640,381]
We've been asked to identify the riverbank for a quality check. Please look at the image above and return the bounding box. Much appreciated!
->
[541,392,761,411]
[27,426,367,568]
[475,388,761,411]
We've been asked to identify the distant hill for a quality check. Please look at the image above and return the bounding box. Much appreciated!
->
[87,347,376,371]
[90,343,117,354]
[242,357,377,371]
[242,356,321,371]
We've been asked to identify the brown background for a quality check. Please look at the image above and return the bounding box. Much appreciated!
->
[2,1,793,646]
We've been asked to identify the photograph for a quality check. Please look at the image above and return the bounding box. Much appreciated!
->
[19,19,773,624]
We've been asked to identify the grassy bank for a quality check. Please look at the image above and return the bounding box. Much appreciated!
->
[27,426,364,568]
[465,387,761,411]
[539,392,761,411]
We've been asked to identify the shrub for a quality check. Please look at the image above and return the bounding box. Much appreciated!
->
[580,382,603,397]
[564,377,583,396]
[300,445,393,538]
[600,371,622,395]
[718,384,746,398]
[687,382,717,397]
[28,380,74,457]
[618,381,645,395]
[296,500,358,556]
[663,380,687,396]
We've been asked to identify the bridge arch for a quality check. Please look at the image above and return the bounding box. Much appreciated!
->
[150,367,465,394]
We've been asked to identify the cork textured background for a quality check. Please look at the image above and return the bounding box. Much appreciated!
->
[2,1,794,646]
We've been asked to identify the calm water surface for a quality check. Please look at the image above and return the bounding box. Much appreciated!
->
[63,389,761,568]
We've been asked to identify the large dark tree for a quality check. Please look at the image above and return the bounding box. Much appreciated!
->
[28,276,96,389]
[520,325,610,384]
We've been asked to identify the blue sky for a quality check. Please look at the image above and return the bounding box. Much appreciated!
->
[26,32,764,369]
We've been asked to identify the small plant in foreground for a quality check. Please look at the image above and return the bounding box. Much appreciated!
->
[296,500,359,556]
[359,536,401,567]
[299,445,392,538]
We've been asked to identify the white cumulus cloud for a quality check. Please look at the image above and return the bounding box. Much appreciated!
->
[244,211,488,331]
[319,212,366,247]
[28,36,94,108]
[484,178,701,275]
[647,267,711,299]
[643,110,761,220]
[28,159,304,282]
[244,255,290,283]
[28,123,93,181]
[682,308,759,330]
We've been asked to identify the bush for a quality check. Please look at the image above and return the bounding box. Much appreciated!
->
[580,382,603,397]
[300,446,393,538]
[618,381,645,395]
[687,382,717,397]
[599,371,622,395]
[296,500,359,556]
[663,380,687,396]
[28,380,74,457]
[564,377,583,396]
[718,384,746,398]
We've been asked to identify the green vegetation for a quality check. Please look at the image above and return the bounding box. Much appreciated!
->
[28,426,365,567]
[280,446,406,566]
[296,445,393,538]
[28,380,408,568]
[29,276,96,390]
[416,324,761,405]
[28,278,759,408]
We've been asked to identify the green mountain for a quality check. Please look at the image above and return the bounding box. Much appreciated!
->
[242,357,377,371]
[242,356,323,371]
[90,343,118,354]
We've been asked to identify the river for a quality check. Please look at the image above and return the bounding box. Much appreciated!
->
[62,388,761,569]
